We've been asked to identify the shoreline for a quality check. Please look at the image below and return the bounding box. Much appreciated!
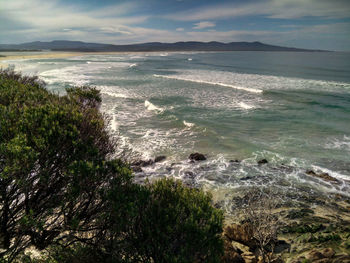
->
[0,52,83,68]
[0,51,151,68]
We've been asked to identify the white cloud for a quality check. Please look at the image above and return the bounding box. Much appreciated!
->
[164,0,350,21]
[176,27,185,31]
[1,0,148,42]
[193,21,216,30]
[100,27,133,35]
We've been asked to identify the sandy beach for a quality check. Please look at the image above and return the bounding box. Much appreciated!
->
[0,51,133,68]
[0,52,91,68]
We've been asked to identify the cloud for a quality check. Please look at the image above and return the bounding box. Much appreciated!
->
[176,27,185,32]
[164,0,350,21]
[0,0,148,43]
[193,21,216,30]
[100,27,133,35]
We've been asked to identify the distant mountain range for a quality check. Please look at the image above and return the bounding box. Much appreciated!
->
[0,40,326,52]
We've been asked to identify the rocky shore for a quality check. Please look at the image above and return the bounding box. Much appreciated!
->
[131,153,350,262]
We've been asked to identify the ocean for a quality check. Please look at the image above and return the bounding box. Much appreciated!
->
[4,51,350,213]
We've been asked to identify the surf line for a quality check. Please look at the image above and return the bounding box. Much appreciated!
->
[153,74,262,94]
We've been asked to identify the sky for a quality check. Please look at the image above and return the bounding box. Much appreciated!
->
[1,0,350,51]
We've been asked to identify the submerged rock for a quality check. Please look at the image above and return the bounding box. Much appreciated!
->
[132,159,154,167]
[131,155,167,169]
[257,159,268,165]
[184,171,196,179]
[189,152,206,161]
[306,170,339,183]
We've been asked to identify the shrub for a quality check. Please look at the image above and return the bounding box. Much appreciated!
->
[0,69,133,262]
[120,178,224,263]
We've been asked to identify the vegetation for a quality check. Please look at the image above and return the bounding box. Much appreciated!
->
[0,69,224,262]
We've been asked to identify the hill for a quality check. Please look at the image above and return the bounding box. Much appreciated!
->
[0,40,326,52]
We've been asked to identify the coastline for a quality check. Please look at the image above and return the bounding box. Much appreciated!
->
[0,51,142,68]
[0,52,79,67]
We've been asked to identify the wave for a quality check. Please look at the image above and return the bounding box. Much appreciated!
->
[153,74,262,94]
[145,100,164,113]
[324,135,350,152]
[37,61,60,65]
[183,120,195,128]
[155,69,350,95]
[129,63,138,68]
[96,85,132,99]
[238,102,255,110]
[102,91,129,98]
[311,165,350,182]
[40,66,90,86]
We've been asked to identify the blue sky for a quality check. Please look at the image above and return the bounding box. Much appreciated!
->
[1,0,350,50]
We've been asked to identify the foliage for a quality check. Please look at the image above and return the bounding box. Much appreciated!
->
[98,178,224,263]
[0,69,133,262]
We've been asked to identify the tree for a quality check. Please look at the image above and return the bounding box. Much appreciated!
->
[0,69,133,262]
[242,188,280,263]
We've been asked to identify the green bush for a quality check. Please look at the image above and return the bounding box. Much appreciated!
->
[120,178,224,263]
[0,69,133,261]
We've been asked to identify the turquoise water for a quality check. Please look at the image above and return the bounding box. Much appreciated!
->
[4,51,350,208]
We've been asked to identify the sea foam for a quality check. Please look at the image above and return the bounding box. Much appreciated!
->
[145,100,164,113]
[153,74,262,94]
[183,120,195,128]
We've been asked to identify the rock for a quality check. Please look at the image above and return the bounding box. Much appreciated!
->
[189,152,206,161]
[224,223,256,249]
[307,250,325,261]
[230,159,240,163]
[307,248,335,262]
[274,239,291,253]
[257,159,268,165]
[240,176,253,181]
[313,260,331,263]
[222,250,245,263]
[321,248,335,258]
[132,159,154,167]
[306,170,316,175]
[184,171,196,179]
[334,254,350,263]
[287,208,314,219]
[154,155,166,163]
[131,166,143,173]
[306,170,339,183]
[241,251,257,263]
[132,156,166,167]
[222,241,245,263]
[231,241,250,254]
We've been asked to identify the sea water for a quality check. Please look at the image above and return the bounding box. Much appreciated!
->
[3,51,350,212]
